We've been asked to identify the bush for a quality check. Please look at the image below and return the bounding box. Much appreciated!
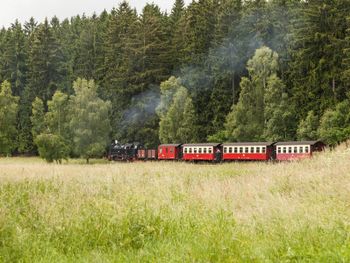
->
[34,133,70,163]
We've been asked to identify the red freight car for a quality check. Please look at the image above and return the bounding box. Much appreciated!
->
[275,141,325,161]
[137,149,157,160]
[137,149,146,159]
[182,143,221,162]
[158,144,182,160]
[147,149,157,160]
[222,142,275,161]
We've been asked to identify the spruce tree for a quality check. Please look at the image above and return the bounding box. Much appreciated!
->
[0,81,19,155]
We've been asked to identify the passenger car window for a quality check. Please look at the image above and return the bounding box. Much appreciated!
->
[208,148,212,153]
[288,147,292,153]
[283,147,287,153]
[305,146,309,153]
[294,147,297,153]
[277,147,281,153]
[251,147,255,153]
[229,147,232,153]
[262,147,266,153]
[256,147,260,153]
[234,147,238,153]
[300,147,303,153]
[199,148,202,153]
[245,147,249,153]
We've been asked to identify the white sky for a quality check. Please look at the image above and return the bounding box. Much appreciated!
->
[0,0,191,28]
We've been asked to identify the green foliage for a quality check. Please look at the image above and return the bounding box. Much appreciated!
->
[264,75,295,141]
[297,111,320,141]
[0,81,19,155]
[30,97,45,139]
[318,100,350,147]
[69,78,111,162]
[226,47,282,142]
[157,76,182,118]
[45,90,70,138]
[2,0,350,150]
[34,133,70,163]
[158,77,198,143]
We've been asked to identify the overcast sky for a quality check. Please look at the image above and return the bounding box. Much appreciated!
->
[0,0,191,28]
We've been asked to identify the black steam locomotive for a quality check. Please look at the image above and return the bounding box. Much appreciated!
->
[107,140,144,161]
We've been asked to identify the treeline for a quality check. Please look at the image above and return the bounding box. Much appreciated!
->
[1,0,350,158]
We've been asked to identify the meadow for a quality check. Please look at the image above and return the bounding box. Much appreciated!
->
[0,147,350,262]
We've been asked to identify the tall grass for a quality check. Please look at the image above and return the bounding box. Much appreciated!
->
[0,147,350,262]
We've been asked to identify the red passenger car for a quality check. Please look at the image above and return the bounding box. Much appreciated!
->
[275,141,325,161]
[158,144,182,160]
[182,143,221,162]
[222,142,275,161]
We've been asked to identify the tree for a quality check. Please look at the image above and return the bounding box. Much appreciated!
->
[30,97,45,139]
[45,90,70,138]
[31,91,71,162]
[264,74,295,141]
[0,81,19,155]
[225,46,280,141]
[156,76,182,118]
[159,86,198,143]
[318,100,350,147]
[34,133,70,163]
[297,110,319,141]
[69,78,111,163]
[225,77,257,141]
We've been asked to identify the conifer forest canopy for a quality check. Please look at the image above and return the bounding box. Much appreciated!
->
[1,0,350,158]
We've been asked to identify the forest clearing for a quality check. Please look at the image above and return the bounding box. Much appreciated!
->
[1,145,350,262]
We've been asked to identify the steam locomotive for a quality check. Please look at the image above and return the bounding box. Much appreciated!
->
[108,140,325,162]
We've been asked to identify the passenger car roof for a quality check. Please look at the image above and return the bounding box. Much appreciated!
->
[182,143,221,147]
[274,141,322,146]
[222,142,275,146]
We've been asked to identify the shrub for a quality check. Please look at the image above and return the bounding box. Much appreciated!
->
[34,133,70,163]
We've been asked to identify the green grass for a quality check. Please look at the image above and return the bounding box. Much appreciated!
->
[1,148,350,262]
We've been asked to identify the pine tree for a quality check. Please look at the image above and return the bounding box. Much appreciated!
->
[27,18,66,102]
[289,0,350,119]
[1,21,27,97]
[0,81,19,155]
[103,2,139,141]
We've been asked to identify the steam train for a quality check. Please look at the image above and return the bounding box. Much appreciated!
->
[108,140,325,162]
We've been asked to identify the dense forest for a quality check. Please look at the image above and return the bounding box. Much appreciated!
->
[1,0,350,160]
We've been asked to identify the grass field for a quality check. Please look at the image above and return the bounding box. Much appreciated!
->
[1,147,350,262]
